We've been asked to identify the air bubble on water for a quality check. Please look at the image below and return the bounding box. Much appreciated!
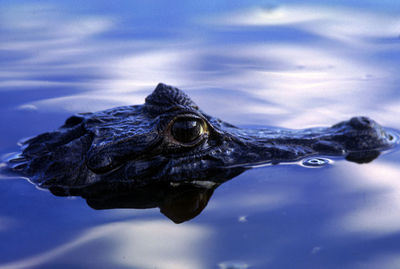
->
[301,157,331,168]
[387,130,400,144]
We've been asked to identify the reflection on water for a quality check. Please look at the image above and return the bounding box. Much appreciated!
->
[1,1,400,268]
[331,161,400,237]
[1,2,399,128]
[212,5,400,43]
[0,219,213,269]
[61,182,217,224]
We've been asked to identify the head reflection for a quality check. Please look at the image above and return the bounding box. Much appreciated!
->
[48,170,244,224]
[46,147,386,224]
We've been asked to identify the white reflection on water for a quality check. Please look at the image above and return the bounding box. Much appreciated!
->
[105,49,196,92]
[0,220,213,269]
[329,161,400,237]
[0,4,115,89]
[196,44,392,127]
[212,5,400,44]
[0,4,113,38]
[210,189,298,212]
[1,3,399,129]
[19,94,146,113]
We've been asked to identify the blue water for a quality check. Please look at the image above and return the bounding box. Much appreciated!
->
[1,1,400,268]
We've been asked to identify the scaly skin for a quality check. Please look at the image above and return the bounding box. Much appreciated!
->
[9,83,398,194]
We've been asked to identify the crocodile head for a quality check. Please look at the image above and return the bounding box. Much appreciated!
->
[9,83,398,194]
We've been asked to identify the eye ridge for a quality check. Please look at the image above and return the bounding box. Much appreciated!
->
[170,116,206,145]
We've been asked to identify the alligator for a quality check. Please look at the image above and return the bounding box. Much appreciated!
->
[7,83,398,222]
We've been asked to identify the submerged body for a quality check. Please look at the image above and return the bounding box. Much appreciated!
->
[9,83,397,195]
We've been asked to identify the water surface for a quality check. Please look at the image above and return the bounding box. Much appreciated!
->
[1,1,400,268]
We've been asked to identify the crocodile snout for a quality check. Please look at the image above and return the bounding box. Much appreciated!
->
[349,116,376,130]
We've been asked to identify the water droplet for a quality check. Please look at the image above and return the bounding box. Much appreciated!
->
[302,157,331,168]
[311,246,322,254]
[238,216,248,223]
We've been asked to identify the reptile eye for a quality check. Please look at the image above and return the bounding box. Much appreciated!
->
[171,117,205,144]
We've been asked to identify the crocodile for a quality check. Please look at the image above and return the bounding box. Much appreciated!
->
[8,83,398,201]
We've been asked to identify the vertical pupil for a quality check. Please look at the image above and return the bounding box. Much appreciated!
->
[171,118,203,143]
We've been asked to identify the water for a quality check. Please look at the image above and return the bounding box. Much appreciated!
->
[1,1,400,268]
